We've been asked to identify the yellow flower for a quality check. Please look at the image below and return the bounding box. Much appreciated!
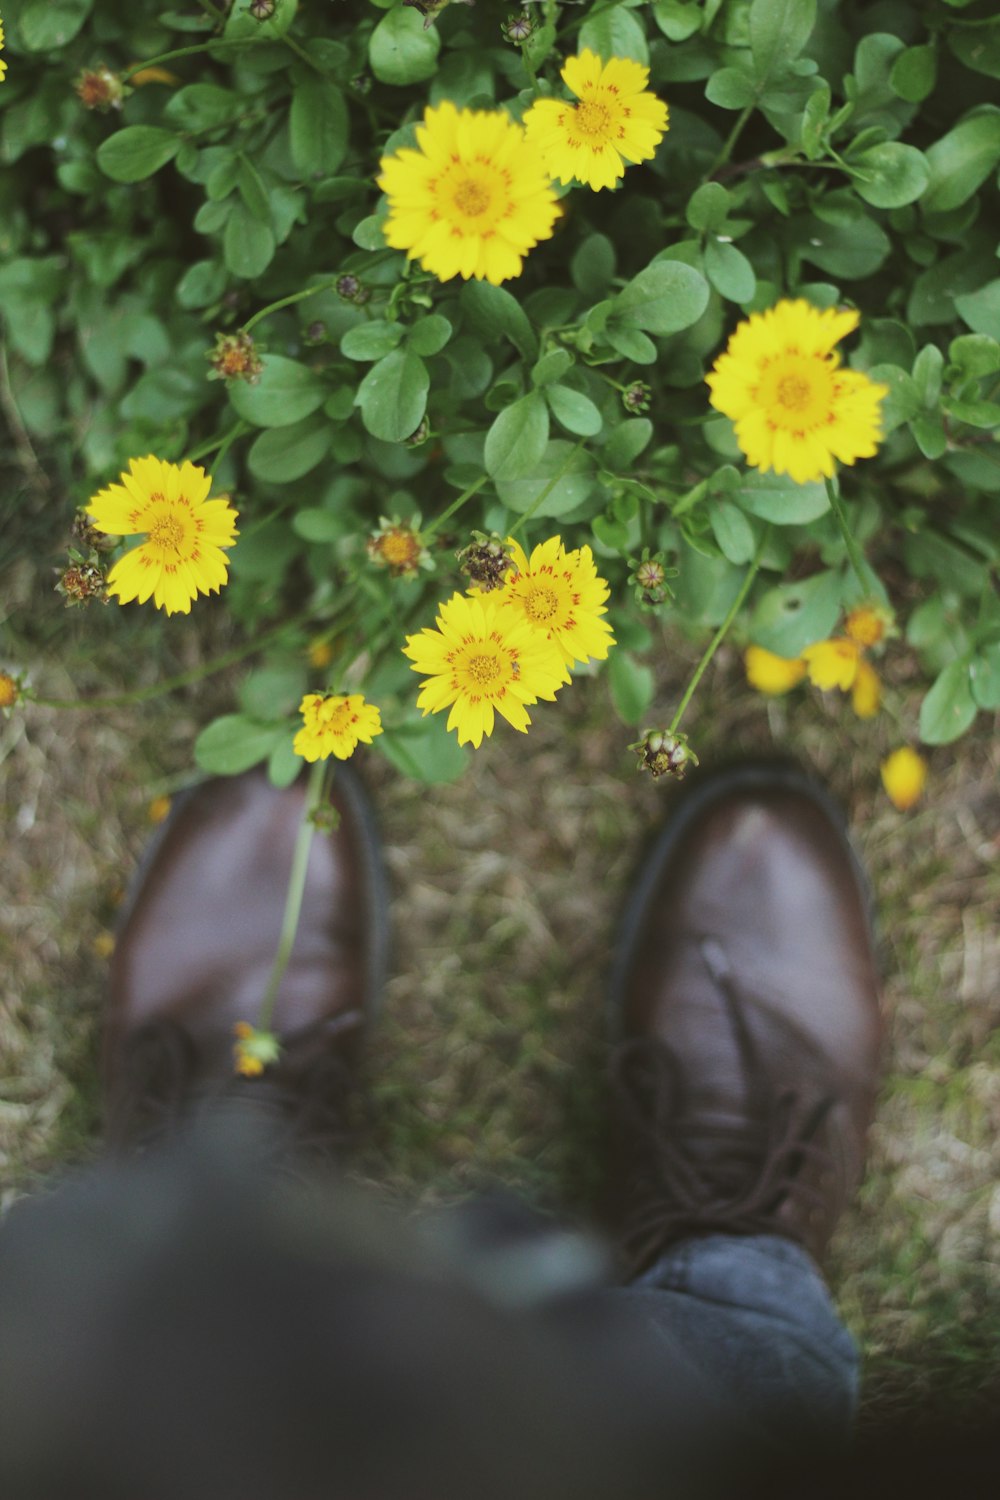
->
[293,693,383,763]
[147,794,172,824]
[232,1021,281,1078]
[377,101,559,285]
[522,50,669,191]
[0,671,17,708]
[744,645,807,696]
[850,659,881,719]
[403,590,567,749]
[706,300,888,485]
[844,603,892,648]
[0,16,6,84]
[880,748,927,811]
[800,638,861,692]
[307,638,334,670]
[86,456,238,615]
[499,535,615,668]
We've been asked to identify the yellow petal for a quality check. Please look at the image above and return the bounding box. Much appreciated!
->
[880,748,927,811]
[744,645,807,696]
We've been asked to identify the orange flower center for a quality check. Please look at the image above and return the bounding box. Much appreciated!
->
[380,531,420,566]
[524,584,559,622]
[467,652,503,686]
[574,99,613,139]
[452,179,491,218]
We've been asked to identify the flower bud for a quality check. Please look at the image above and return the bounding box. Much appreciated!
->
[629,729,699,781]
[622,381,652,415]
[501,12,536,43]
[336,274,371,305]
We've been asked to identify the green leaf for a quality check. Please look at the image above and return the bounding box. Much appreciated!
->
[687,183,731,233]
[604,322,658,364]
[970,645,1000,710]
[545,384,603,437]
[750,0,816,84]
[290,78,349,178]
[749,571,843,656]
[177,258,227,310]
[224,201,276,279]
[704,239,756,303]
[495,441,594,519]
[484,393,549,481]
[890,44,937,102]
[955,279,1000,342]
[268,734,305,790]
[293,508,348,544]
[194,715,286,776]
[949,333,1000,379]
[737,473,829,524]
[240,663,308,720]
[227,355,328,429]
[406,314,453,357]
[867,363,921,433]
[652,0,703,43]
[912,343,944,406]
[579,6,648,64]
[377,717,469,785]
[909,410,948,460]
[369,6,441,86]
[704,67,757,110]
[97,127,180,184]
[352,214,390,251]
[18,0,93,51]
[608,651,655,726]
[922,109,1000,215]
[798,200,891,279]
[340,321,405,361]
[615,261,710,334]
[248,415,333,483]
[848,142,930,209]
[164,84,242,132]
[570,234,616,297]
[461,282,537,360]
[603,419,653,469]
[531,349,574,387]
[710,500,757,563]
[355,349,429,443]
[948,25,1000,82]
[919,660,977,744]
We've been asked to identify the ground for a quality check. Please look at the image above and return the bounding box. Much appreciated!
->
[2,527,1000,1426]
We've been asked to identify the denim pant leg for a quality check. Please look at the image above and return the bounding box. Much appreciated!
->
[614,1233,859,1453]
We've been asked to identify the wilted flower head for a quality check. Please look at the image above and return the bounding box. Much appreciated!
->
[55,557,109,607]
[456,531,514,592]
[75,64,127,112]
[367,518,431,578]
[207,330,264,385]
[630,729,698,781]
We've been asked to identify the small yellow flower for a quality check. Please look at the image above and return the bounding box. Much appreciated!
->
[744,645,807,696]
[706,300,888,485]
[844,603,892,648]
[92,930,116,960]
[0,16,7,85]
[293,693,383,763]
[129,65,182,87]
[403,590,568,749]
[367,518,431,578]
[800,638,861,692]
[0,671,18,708]
[522,50,669,192]
[308,638,334,670]
[850,659,882,719]
[880,747,927,811]
[147,794,172,825]
[86,456,239,616]
[378,101,560,285]
[499,536,615,668]
[232,1020,282,1078]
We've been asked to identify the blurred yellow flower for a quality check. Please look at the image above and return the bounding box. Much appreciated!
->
[0,16,7,84]
[706,300,887,485]
[307,638,334,670]
[522,49,669,192]
[147,795,172,825]
[86,456,239,615]
[500,535,615,668]
[850,659,882,719]
[880,747,927,811]
[377,101,559,285]
[744,645,807,696]
[293,693,382,763]
[232,1021,281,1078]
[801,638,861,692]
[844,603,892,648]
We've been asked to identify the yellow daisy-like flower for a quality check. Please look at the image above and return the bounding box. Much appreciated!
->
[499,535,615,668]
[232,1021,282,1079]
[293,693,383,763]
[800,637,861,692]
[377,101,560,285]
[403,590,568,749]
[522,50,669,192]
[844,603,892,648]
[0,15,6,84]
[880,747,927,811]
[86,456,238,616]
[706,300,888,485]
[744,644,807,696]
[850,658,882,719]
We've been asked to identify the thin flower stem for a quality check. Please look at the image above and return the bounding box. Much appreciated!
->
[187,420,247,466]
[521,45,538,89]
[121,38,262,80]
[668,529,769,736]
[421,475,489,539]
[242,280,339,335]
[509,439,587,540]
[25,610,313,711]
[824,476,870,594]
[257,759,326,1033]
[210,420,249,478]
[706,102,755,179]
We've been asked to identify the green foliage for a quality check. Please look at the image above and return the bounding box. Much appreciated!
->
[3,0,1000,782]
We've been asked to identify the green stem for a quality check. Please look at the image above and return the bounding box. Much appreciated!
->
[121,38,262,80]
[257,759,326,1033]
[824,476,870,594]
[421,475,489,539]
[210,420,249,478]
[706,102,755,179]
[509,439,586,540]
[25,609,313,711]
[669,530,769,735]
[282,33,325,75]
[521,44,538,89]
[242,279,338,335]
[187,420,246,465]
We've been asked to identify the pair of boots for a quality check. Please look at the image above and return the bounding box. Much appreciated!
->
[104,760,881,1272]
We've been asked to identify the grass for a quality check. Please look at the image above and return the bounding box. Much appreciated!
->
[3,512,1000,1423]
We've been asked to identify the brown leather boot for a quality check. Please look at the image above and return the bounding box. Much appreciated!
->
[607,761,882,1275]
[104,765,389,1158]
